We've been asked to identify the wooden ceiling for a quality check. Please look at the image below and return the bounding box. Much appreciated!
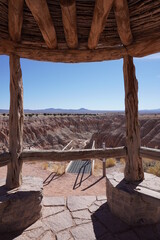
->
[0,0,160,62]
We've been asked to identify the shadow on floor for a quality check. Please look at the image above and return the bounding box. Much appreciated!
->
[0,230,24,240]
[1,202,160,240]
[43,172,64,186]
[73,161,92,190]
[81,176,104,191]
[91,202,160,240]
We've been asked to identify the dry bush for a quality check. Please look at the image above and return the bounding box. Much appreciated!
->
[42,162,48,170]
[94,158,116,170]
[146,162,160,177]
[142,158,160,177]
[42,161,67,175]
[94,159,104,176]
[142,158,155,172]
[94,159,103,170]
[106,158,116,168]
[120,158,126,165]
[52,163,67,175]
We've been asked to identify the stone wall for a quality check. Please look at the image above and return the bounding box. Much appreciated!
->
[106,172,160,226]
[0,176,43,232]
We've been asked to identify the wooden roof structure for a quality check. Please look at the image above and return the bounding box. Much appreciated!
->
[0,0,160,62]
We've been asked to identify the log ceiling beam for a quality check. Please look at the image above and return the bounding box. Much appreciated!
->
[126,36,160,57]
[0,35,160,62]
[88,0,114,49]
[114,0,133,46]
[0,39,125,62]
[8,0,24,42]
[60,0,78,49]
[25,0,57,49]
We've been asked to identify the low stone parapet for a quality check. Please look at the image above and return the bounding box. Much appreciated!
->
[0,176,43,232]
[106,172,160,226]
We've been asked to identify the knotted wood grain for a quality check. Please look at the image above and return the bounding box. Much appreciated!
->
[6,54,24,189]
[123,55,144,182]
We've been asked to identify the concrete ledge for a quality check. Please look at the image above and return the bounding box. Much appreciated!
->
[106,172,160,226]
[0,176,43,233]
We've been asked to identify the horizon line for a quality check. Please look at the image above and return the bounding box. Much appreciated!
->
[0,107,160,112]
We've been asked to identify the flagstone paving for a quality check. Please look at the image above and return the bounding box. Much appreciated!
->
[1,195,160,240]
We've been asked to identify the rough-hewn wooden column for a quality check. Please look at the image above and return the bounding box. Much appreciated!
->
[6,54,24,189]
[123,55,144,182]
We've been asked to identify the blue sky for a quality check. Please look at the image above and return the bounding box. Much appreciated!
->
[0,53,160,110]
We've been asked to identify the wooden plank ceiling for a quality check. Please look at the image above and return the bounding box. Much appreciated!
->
[0,0,160,62]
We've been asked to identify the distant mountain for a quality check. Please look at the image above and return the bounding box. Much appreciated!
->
[24,108,123,114]
[139,109,160,114]
[0,109,8,114]
[0,108,122,114]
[0,108,160,114]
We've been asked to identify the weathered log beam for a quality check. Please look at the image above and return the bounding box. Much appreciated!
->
[127,37,160,58]
[0,39,125,62]
[25,0,57,48]
[6,54,24,189]
[88,0,114,49]
[0,35,160,62]
[123,55,144,182]
[21,147,126,162]
[114,0,133,46]
[60,0,78,49]
[1,146,160,167]
[140,147,160,162]
[8,0,24,42]
[0,152,11,167]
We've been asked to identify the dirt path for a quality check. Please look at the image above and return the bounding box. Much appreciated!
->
[0,162,106,196]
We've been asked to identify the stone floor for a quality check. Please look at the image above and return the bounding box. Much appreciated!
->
[1,195,160,240]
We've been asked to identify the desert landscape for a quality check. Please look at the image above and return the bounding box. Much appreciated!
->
[0,113,160,197]
[0,0,160,237]
[1,113,160,151]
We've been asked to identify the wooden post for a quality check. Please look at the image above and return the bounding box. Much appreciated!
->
[123,55,144,182]
[6,54,24,189]
[91,140,95,175]
[102,142,106,177]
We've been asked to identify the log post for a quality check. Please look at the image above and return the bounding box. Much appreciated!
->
[123,55,144,182]
[6,54,24,189]
[102,142,106,177]
[91,140,95,175]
